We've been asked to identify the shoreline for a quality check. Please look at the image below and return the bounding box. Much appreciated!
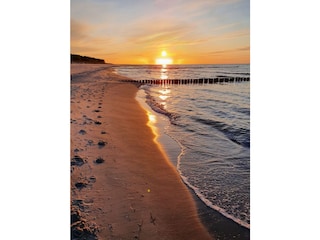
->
[71,64,212,239]
[136,86,250,239]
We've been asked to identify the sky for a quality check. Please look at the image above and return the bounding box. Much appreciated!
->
[71,0,250,64]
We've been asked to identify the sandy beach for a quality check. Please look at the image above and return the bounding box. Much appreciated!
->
[70,64,213,239]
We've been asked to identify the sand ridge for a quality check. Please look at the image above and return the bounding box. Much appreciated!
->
[70,64,213,240]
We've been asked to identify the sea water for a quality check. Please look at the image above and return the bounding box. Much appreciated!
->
[114,64,250,228]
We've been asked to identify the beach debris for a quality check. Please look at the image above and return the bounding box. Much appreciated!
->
[94,121,102,125]
[93,109,101,112]
[71,156,85,166]
[94,157,105,164]
[87,140,94,145]
[101,131,107,134]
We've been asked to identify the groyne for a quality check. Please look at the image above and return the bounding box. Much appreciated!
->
[122,77,249,85]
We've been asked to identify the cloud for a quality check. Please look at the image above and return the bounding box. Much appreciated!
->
[71,19,92,41]
[237,46,250,51]
[208,46,250,56]
[126,17,198,48]
[212,29,249,42]
[171,38,211,46]
[131,28,186,45]
[158,0,243,19]
[70,0,249,63]
[71,19,112,56]
[71,0,113,24]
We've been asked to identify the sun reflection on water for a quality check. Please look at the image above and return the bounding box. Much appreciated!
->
[158,87,171,109]
[160,65,168,80]
[148,112,156,123]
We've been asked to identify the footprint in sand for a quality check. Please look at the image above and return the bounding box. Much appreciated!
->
[72,199,86,211]
[79,129,86,135]
[98,140,107,148]
[75,175,97,190]
[71,212,99,239]
[87,140,94,146]
[75,182,87,190]
[89,176,96,183]
[71,156,86,166]
[94,157,105,164]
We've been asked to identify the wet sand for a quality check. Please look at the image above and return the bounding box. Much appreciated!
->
[70,64,213,239]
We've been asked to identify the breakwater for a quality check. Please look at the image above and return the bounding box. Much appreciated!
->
[123,77,249,85]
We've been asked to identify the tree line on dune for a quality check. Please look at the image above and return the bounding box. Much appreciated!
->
[71,54,105,64]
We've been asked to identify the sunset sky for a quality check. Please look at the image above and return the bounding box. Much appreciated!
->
[71,0,250,64]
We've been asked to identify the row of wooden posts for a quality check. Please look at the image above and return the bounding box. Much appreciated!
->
[124,77,249,85]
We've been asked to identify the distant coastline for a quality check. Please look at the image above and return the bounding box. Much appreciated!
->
[71,54,105,64]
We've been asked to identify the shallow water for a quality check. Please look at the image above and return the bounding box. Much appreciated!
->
[116,64,250,228]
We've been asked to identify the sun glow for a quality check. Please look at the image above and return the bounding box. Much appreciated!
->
[155,58,173,66]
[156,50,173,66]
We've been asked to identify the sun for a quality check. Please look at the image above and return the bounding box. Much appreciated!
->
[156,50,173,65]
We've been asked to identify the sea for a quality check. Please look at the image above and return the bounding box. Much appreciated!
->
[113,64,250,229]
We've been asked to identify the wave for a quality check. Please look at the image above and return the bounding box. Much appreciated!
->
[171,133,250,229]
[143,87,179,123]
[191,116,250,148]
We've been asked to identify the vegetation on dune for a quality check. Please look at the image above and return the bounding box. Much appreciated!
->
[71,54,105,64]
